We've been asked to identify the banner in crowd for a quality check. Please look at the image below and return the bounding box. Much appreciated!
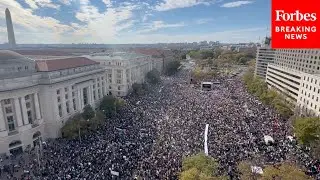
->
[111,170,119,176]
[204,124,209,155]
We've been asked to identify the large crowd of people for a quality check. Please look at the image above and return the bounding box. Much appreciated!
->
[1,68,319,180]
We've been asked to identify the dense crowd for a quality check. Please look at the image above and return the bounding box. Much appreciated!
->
[1,68,319,180]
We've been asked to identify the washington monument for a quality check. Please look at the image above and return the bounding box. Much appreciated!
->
[5,8,16,48]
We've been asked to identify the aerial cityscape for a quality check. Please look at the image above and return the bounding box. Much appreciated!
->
[0,0,320,180]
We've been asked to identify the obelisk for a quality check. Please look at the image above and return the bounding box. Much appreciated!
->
[5,8,16,48]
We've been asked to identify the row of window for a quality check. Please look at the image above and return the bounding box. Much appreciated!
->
[57,86,77,117]
[93,78,103,101]
[303,76,320,84]
[300,98,320,113]
[277,59,319,65]
[267,74,299,95]
[274,49,320,73]
[268,70,300,86]
[302,84,320,93]
[2,99,15,132]
[103,61,126,66]
[276,54,320,60]
[266,79,296,101]
[58,98,76,118]
[1,95,36,132]
[275,59,320,67]
[301,90,319,101]
[268,66,301,79]
[17,66,29,71]
[277,49,320,54]
[51,65,99,78]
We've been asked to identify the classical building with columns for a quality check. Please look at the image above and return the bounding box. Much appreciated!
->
[85,52,163,96]
[0,50,105,155]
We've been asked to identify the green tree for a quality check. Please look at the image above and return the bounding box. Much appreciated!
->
[237,161,256,180]
[248,59,256,68]
[260,90,278,105]
[238,57,249,65]
[207,58,214,66]
[243,70,254,84]
[310,139,320,159]
[293,117,320,145]
[132,83,145,96]
[165,60,181,75]
[200,50,214,59]
[213,49,223,59]
[182,153,218,176]
[100,95,125,117]
[246,77,267,97]
[189,50,201,59]
[142,82,148,91]
[61,113,84,139]
[115,98,125,109]
[61,111,106,139]
[273,101,293,119]
[180,153,227,180]
[261,163,312,180]
[180,168,225,180]
[243,70,293,118]
[192,67,205,83]
[82,105,95,120]
[87,111,105,131]
[180,168,201,180]
[146,69,161,84]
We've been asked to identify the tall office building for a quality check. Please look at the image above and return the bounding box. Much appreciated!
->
[5,8,16,48]
[264,49,320,116]
[254,37,275,78]
[254,47,275,78]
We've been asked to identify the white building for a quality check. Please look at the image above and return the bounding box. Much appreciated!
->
[264,49,320,116]
[297,73,320,116]
[85,52,163,96]
[255,47,275,78]
[0,50,106,155]
[266,64,302,102]
[273,49,320,73]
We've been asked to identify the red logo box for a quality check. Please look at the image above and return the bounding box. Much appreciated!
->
[271,0,320,48]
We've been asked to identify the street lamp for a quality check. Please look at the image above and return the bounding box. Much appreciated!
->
[114,100,117,115]
[35,145,41,174]
[78,124,81,143]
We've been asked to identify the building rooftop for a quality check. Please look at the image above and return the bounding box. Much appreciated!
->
[0,50,25,60]
[25,55,75,60]
[86,52,148,61]
[36,57,99,72]
[14,50,73,56]
[0,50,34,64]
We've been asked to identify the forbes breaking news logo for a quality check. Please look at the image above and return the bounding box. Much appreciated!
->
[271,0,320,49]
[274,10,317,40]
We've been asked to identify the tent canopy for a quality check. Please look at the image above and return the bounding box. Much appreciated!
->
[264,135,274,144]
[201,82,213,85]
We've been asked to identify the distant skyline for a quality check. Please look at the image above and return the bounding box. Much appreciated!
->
[0,0,270,44]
